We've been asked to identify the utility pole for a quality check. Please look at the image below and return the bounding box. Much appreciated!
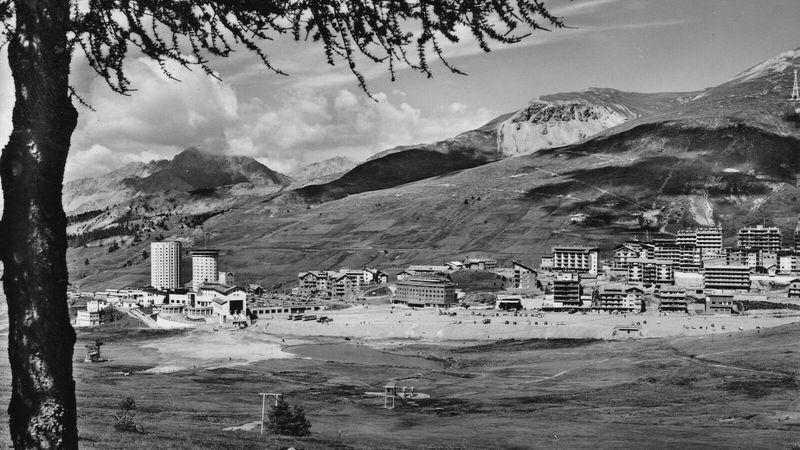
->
[791,69,800,102]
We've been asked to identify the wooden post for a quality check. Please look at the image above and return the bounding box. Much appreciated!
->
[259,393,266,435]
[258,392,283,434]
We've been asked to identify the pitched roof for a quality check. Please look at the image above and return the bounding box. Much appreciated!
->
[511,260,536,273]
[199,283,244,296]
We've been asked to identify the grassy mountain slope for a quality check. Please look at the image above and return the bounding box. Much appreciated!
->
[294,126,502,203]
[67,48,800,291]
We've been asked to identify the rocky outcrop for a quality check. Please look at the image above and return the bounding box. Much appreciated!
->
[498,99,635,154]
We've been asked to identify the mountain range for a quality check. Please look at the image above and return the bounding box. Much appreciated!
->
[65,48,800,291]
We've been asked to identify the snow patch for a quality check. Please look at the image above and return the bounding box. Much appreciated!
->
[142,365,188,374]
[722,168,741,173]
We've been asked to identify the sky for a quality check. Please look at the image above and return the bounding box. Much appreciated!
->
[0,0,797,180]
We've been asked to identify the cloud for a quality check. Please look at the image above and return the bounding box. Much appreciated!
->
[550,0,625,16]
[225,88,496,174]
[69,56,240,170]
[64,145,164,181]
[0,42,495,191]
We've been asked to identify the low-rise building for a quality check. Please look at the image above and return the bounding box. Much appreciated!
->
[297,271,329,292]
[160,304,185,315]
[250,304,323,316]
[218,271,235,286]
[75,310,100,327]
[611,242,653,270]
[593,284,643,312]
[463,258,497,270]
[86,300,107,313]
[185,306,214,318]
[656,288,688,312]
[396,270,413,281]
[197,284,247,318]
[495,294,523,310]
[393,277,456,307]
[406,265,452,276]
[725,247,761,269]
[365,268,389,284]
[778,250,796,274]
[168,292,196,306]
[330,273,357,299]
[705,292,738,314]
[789,279,800,298]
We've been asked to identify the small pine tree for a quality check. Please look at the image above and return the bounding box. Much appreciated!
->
[264,398,311,437]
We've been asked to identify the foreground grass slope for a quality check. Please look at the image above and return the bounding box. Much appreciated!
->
[2,317,798,449]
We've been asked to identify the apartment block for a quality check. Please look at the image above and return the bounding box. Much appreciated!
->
[677,227,723,254]
[737,225,781,252]
[393,277,456,307]
[593,284,643,312]
[612,242,653,270]
[627,258,674,285]
[549,246,599,275]
[512,261,538,290]
[703,265,751,291]
[656,288,688,312]
[552,273,582,308]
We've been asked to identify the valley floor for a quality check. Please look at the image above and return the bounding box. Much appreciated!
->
[1,307,799,449]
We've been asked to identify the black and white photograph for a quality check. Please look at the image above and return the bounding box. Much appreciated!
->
[0,0,799,448]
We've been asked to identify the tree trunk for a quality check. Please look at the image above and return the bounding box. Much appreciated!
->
[1,0,78,448]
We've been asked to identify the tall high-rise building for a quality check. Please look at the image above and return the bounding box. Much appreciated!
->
[150,241,181,290]
[192,249,220,291]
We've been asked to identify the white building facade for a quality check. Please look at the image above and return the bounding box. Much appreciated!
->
[192,249,220,291]
[150,241,181,290]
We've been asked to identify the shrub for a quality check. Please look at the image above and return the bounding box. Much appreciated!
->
[264,398,311,436]
[113,397,145,434]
